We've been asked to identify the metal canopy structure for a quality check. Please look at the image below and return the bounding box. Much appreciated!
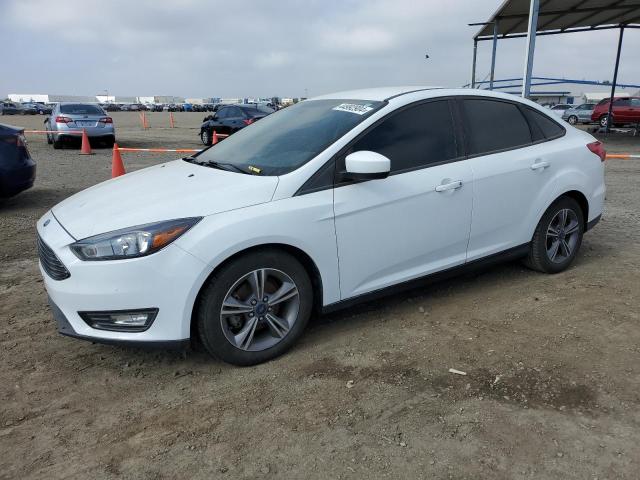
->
[470,0,640,131]
[474,0,640,39]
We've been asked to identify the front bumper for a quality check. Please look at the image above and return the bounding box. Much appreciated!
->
[48,296,189,349]
[37,212,210,346]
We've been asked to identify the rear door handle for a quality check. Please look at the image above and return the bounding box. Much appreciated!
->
[435,180,463,192]
[530,160,550,171]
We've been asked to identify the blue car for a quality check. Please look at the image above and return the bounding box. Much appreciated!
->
[0,124,36,197]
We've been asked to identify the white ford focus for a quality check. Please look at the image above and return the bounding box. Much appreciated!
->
[37,87,606,365]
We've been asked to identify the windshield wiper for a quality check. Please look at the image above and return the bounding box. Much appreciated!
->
[182,156,249,174]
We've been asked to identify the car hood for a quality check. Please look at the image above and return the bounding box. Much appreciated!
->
[52,159,279,240]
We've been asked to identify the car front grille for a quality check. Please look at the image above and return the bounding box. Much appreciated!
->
[37,234,70,281]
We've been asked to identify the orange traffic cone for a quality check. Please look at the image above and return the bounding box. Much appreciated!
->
[79,129,93,155]
[212,130,219,145]
[111,143,126,178]
[169,112,175,128]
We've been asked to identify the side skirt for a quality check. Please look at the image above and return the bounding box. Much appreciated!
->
[322,243,530,314]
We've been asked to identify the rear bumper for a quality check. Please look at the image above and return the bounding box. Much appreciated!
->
[0,164,36,197]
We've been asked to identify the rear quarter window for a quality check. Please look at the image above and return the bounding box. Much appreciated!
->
[523,107,566,140]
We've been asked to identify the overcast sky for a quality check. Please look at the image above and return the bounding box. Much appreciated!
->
[2,0,639,99]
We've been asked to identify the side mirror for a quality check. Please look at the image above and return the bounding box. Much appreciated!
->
[343,151,390,180]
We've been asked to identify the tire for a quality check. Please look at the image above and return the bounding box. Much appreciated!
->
[103,136,115,148]
[46,129,53,145]
[599,115,609,128]
[53,136,63,149]
[524,197,584,274]
[197,249,313,366]
[567,115,578,125]
[201,129,211,146]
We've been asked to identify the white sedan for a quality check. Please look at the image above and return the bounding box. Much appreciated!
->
[37,87,606,365]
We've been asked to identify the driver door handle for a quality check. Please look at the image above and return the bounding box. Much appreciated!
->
[435,180,463,192]
[530,160,550,171]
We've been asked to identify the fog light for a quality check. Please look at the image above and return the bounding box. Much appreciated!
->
[79,308,158,332]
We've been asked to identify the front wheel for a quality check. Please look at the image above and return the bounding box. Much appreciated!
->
[567,115,578,125]
[197,249,313,366]
[524,197,584,274]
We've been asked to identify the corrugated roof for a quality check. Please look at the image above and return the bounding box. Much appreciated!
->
[475,0,640,39]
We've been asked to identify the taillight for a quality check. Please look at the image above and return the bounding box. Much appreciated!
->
[99,117,113,124]
[587,141,606,162]
[243,118,255,126]
[55,116,72,124]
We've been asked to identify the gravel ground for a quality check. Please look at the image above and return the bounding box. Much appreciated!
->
[1,112,639,479]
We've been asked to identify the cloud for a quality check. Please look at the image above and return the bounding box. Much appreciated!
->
[1,0,638,98]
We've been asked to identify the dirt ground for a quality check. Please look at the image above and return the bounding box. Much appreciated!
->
[1,112,639,479]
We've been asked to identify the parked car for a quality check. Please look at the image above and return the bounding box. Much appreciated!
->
[19,103,38,115]
[0,102,20,115]
[104,103,121,112]
[561,103,596,125]
[199,104,274,144]
[0,123,36,197]
[44,103,115,149]
[591,96,640,127]
[36,87,605,366]
[33,103,53,115]
[548,104,575,117]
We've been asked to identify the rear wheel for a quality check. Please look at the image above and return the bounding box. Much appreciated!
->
[567,115,578,125]
[46,128,53,144]
[524,197,584,274]
[53,135,63,149]
[201,129,211,146]
[103,136,115,148]
[599,115,609,128]
[197,249,313,366]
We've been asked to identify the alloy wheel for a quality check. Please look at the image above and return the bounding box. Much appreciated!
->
[220,268,300,352]
[567,115,577,125]
[545,208,580,264]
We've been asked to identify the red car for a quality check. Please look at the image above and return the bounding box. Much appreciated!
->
[591,96,640,127]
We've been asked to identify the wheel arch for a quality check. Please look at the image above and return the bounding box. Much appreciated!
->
[189,243,324,340]
[559,190,589,228]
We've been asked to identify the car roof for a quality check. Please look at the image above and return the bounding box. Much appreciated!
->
[311,86,439,101]
[308,87,552,112]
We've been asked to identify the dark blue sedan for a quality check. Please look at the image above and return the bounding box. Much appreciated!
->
[0,124,36,197]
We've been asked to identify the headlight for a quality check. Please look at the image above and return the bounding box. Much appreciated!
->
[70,217,201,261]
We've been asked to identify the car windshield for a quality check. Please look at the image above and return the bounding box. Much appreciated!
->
[195,99,384,175]
[60,104,104,115]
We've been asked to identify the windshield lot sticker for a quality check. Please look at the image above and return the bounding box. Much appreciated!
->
[332,103,374,115]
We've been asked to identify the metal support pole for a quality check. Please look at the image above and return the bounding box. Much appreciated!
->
[606,26,625,133]
[471,40,478,88]
[521,0,540,98]
[489,21,499,90]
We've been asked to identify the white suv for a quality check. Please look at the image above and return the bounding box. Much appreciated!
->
[37,87,606,365]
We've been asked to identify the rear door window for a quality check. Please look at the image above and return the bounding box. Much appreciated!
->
[630,98,640,107]
[613,98,631,107]
[461,99,532,155]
